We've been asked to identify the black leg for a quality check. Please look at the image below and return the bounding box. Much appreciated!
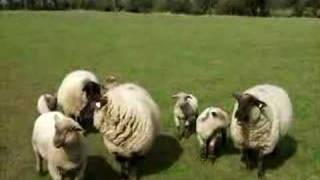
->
[116,156,129,179]
[179,126,186,140]
[257,151,265,178]
[207,139,217,164]
[241,149,254,170]
[221,128,227,146]
[200,145,207,160]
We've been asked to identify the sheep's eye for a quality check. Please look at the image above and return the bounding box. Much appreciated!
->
[211,112,217,117]
[95,102,101,109]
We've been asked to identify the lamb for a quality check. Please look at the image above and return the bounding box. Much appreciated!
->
[196,107,229,162]
[93,83,160,180]
[37,93,57,114]
[172,92,199,139]
[230,84,293,178]
[31,111,87,180]
[57,70,101,131]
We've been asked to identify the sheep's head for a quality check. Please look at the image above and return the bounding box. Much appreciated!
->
[53,114,83,148]
[233,92,266,124]
[82,81,101,102]
[103,76,118,91]
[92,96,108,130]
[43,94,57,111]
[79,81,102,132]
[198,107,229,135]
[172,92,193,106]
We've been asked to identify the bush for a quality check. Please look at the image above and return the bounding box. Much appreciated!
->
[152,0,169,11]
[167,0,211,14]
[215,0,254,15]
[118,0,152,12]
[215,0,269,16]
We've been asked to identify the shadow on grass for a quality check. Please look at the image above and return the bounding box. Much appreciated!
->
[265,135,297,170]
[140,133,183,176]
[84,155,121,180]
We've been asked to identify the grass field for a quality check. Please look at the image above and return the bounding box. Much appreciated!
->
[0,11,319,180]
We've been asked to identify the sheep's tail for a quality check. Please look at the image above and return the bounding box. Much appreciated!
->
[37,94,57,114]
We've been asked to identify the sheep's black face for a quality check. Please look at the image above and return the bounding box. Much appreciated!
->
[82,81,101,102]
[79,81,102,133]
[233,93,265,124]
[79,101,98,133]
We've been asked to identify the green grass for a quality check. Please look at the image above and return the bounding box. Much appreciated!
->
[0,11,319,180]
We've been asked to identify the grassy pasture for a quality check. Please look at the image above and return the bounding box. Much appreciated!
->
[0,11,319,180]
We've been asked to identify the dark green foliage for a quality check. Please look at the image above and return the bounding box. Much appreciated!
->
[0,0,318,17]
[118,0,152,12]
[215,0,269,16]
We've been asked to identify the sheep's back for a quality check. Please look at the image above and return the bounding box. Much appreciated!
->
[57,70,98,116]
[32,112,63,159]
[245,84,293,136]
[99,83,160,157]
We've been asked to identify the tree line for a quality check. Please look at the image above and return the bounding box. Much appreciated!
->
[1,0,319,17]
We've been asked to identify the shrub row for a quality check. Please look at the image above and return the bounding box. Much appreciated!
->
[0,0,319,17]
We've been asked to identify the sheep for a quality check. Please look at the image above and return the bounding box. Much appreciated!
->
[230,84,293,178]
[37,93,57,114]
[172,92,199,139]
[103,75,119,91]
[196,107,229,162]
[31,111,87,180]
[93,83,160,180]
[57,70,101,131]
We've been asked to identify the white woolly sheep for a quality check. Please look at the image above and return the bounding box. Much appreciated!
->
[93,83,160,180]
[172,92,199,139]
[31,111,87,180]
[37,93,57,114]
[230,84,293,177]
[57,70,101,131]
[196,107,229,162]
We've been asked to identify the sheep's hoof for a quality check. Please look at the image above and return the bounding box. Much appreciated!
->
[258,170,266,179]
[246,162,255,170]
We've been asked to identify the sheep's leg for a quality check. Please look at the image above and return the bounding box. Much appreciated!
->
[116,156,129,179]
[207,138,217,164]
[221,128,227,146]
[241,149,253,169]
[48,163,62,180]
[127,160,138,180]
[34,151,43,174]
[75,161,86,180]
[257,151,265,178]
[197,135,207,160]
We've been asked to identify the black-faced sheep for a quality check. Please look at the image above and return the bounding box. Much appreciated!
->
[57,70,101,131]
[93,83,160,180]
[230,84,293,178]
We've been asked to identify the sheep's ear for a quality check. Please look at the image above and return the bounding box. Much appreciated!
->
[54,114,60,130]
[54,114,60,123]
[232,92,242,101]
[105,75,117,83]
[184,95,192,100]
[72,124,84,132]
[172,94,179,99]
